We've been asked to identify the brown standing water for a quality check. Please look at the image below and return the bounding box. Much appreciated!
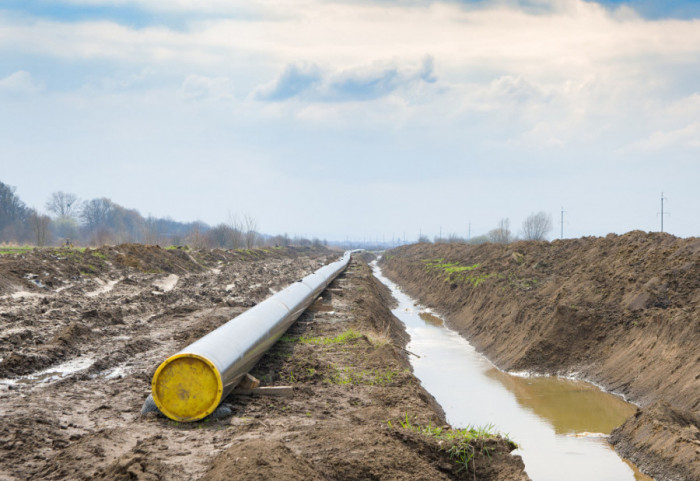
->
[373,262,652,481]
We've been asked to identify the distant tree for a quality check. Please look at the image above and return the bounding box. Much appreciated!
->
[52,216,79,242]
[0,181,31,241]
[521,211,552,241]
[143,215,162,245]
[186,222,207,249]
[467,235,489,245]
[29,210,52,247]
[80,198,114,230]
[294,236,312,247]
[205,223,236,248]
[227,212,244,249]
[447,233,467,243]
[112,206,146,243]
[46,192,79,219]
[418,234,431,243]
[244,215,259,248]
[267,234,290,247]
[488,218,513,244]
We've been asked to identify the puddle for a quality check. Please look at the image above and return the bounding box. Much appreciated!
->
[372,262,651,481]
[1,357,95,386]
[100,365,130,379]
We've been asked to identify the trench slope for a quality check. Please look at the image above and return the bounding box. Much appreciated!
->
[380,231,700,481]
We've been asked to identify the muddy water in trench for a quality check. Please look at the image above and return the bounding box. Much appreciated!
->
[372,263,651,481]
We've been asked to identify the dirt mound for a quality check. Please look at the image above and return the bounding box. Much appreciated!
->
[380,231,699,479]
[106,244,204,274]
[94,453,171,481]
[201,439,324,481]
[610,401,700,481]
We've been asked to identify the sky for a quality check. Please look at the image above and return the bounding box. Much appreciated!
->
[1,0,699,242]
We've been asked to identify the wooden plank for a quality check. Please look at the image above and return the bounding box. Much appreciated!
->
[237,373,260,389]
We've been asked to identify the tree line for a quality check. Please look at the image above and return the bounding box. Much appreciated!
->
[0,181,324,248]
[427,212,553,244]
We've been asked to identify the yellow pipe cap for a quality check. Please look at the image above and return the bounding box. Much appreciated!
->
[151,353,223,422]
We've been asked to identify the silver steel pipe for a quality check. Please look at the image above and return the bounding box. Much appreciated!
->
[151,251,351,421]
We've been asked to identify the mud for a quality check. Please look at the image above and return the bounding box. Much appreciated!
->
[1,245,526,480]
[379,231,700,481]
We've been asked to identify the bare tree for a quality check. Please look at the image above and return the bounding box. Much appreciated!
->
[488,218,513,244]
[205,224,237,248]
[521,211,552,241]
[244,215,258,248]
[267,234,290,247]
[227,212,243,249]
[29,210,52,247]
[186,222,207,249]
[46,192,79,219]
[143,215,160,245]
[80,198,113,229]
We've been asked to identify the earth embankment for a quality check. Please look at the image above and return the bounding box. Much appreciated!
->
[379,231,700,481]
[1,245,527,480]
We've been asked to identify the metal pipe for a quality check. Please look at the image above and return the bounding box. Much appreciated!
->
[151,251,351,422]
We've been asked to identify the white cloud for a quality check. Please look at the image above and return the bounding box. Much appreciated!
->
[254,56,436,102]
[0,70,43,95]
[179,74,233,101]
[624,122,700,152]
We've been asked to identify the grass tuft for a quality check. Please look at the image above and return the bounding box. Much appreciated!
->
[391,414,517,473]
[280,329,363,345]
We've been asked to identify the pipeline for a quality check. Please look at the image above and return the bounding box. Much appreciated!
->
[150,251,351,422]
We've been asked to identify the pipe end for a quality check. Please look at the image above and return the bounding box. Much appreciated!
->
[151,353,223,422]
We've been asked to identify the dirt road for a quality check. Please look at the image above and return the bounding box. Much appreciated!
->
[0,245,526,480]
[380,231,700,481]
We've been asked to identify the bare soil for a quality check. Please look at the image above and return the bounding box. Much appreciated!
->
[380,231,700,481]
[0,245,526,480]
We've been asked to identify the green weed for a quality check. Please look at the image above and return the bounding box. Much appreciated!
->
[394,415,517,472]
[280,330,362,345]
[421,258,495,287]
[324,366,402,386]
[0,246,34,255]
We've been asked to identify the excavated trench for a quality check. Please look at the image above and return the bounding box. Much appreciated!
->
[373,261,651,481]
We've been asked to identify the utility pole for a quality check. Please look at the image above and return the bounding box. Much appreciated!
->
[658,192,669,232]
[439,226,442,241]
[560,207,565,239]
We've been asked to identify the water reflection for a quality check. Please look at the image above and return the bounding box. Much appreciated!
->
[419,311,444,327]
[484,369,637,435]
